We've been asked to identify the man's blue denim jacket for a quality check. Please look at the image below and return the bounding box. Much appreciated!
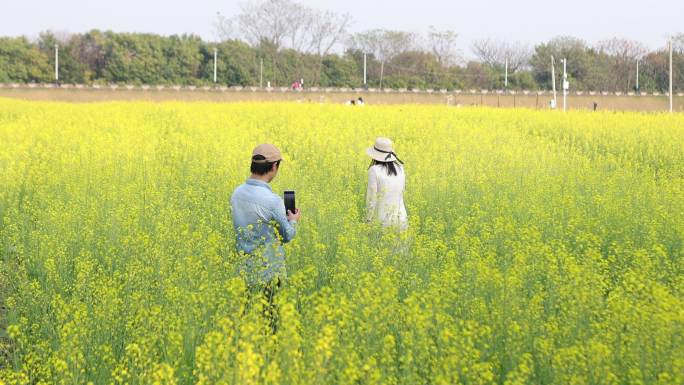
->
[230,178,297,284]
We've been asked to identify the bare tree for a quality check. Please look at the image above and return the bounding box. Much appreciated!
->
[471,38,531,71]
[596,38,648,92]
[673,33,684,53]
[597,38,648,61]
[222,0,304,50]
[382,31,417,61]
[347,30,416,88]
[217,0,351,53]
[216,0,353,85]
[214,11,235,41]
[306,10,352,84]
[426,27,460,67]
[284,2,313,52]
[348,29,416,63]
[306,10,352,56]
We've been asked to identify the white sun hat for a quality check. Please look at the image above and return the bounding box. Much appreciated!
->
[366,137,403,163]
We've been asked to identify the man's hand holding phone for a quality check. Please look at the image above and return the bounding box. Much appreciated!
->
[284,190,300,222]
[287,208,301,222]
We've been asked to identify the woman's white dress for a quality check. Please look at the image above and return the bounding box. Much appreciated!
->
[366,164,408,229]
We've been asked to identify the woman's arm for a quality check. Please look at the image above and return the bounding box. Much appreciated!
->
[366,167,378,222]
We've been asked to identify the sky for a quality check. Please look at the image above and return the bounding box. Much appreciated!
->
[2,0,682,56]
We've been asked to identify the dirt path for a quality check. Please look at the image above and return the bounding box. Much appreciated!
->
[1,87,683,112]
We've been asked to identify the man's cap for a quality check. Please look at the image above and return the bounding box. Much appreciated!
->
[252,143,282,163]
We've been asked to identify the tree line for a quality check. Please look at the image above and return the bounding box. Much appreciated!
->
[0,0,682,92]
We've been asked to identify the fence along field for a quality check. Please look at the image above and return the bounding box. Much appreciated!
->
[1,86,684,111]
[0,100,683,384]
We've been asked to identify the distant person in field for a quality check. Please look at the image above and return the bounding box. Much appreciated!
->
[346,97,365,106]
[366,137,408,230]
[230,144,301,329]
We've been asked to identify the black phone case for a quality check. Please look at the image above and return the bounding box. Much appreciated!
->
[284,191,296,213]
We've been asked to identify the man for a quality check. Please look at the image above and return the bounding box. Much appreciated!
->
[231,144,300,332]
[230,143,301,286]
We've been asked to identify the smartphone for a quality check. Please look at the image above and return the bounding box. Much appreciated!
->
[284,190,296,214]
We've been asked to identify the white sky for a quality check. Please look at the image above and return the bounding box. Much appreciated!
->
[2,0,682,57]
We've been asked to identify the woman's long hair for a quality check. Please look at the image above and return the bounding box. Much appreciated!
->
[369,159,401,176]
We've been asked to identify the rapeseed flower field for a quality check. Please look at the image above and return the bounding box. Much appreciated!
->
[0,99,683,384]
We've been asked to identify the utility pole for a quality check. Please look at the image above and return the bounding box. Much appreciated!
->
[54,44,59,82]
[551,56,557,109]
[213,48,218,83]
[379,61,385,89]
[363,53,367,88]
[562,58,568,112]
[669,39,674,113]
[260,58,263,88]
[636,59,640,93]
[504,58,508,91]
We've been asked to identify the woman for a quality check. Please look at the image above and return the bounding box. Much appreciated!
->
[366,137,408,230]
